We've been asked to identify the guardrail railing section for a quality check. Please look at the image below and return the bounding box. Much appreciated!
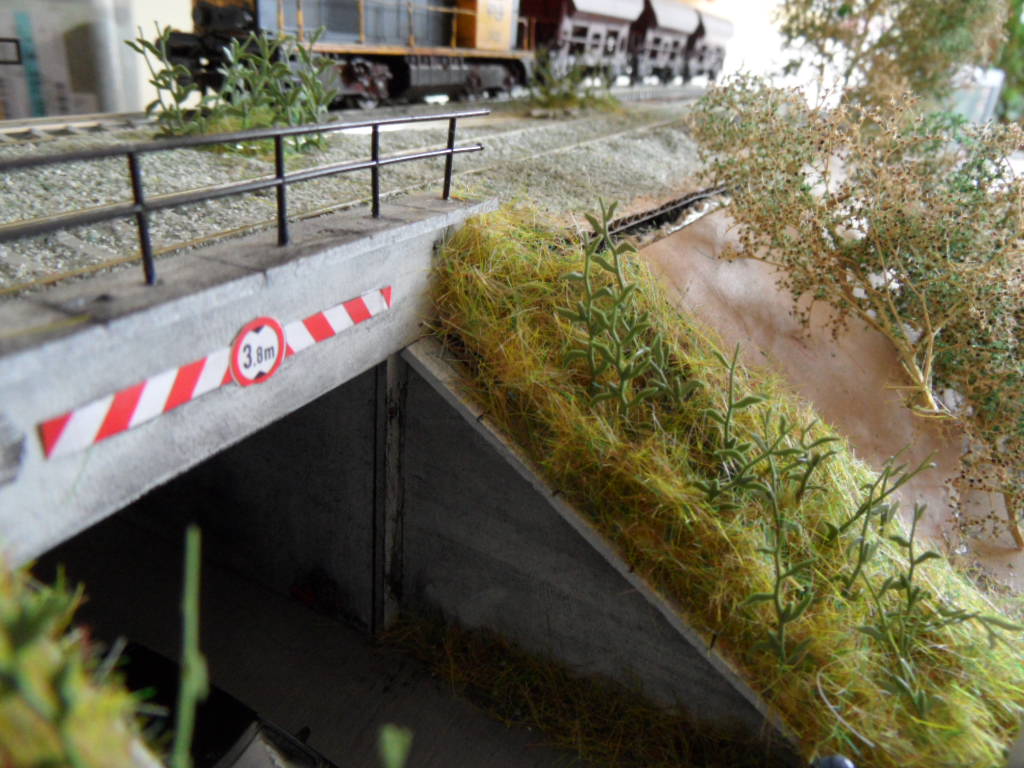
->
[0,109,488,286]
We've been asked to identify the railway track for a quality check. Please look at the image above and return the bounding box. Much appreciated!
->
[0,112,155,143]
[0,82,702,145]
[0,100,699,294]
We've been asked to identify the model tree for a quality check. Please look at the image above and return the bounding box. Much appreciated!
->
[997,0,1024,120]
[777,0,1007,106]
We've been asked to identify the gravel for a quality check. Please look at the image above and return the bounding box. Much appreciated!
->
[0,98,703,295]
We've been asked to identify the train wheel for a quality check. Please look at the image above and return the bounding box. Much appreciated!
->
[488,72,516,101]
[344,57,389,110]
[459,72,484,102]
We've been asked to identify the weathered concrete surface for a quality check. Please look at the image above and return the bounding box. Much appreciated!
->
[123,368,379,631]
[0,195,496,565]
[400,338,798,762]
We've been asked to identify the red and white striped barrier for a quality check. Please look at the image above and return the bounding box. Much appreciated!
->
[38,286,393,459]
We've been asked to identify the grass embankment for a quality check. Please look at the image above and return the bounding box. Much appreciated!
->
[431,205,1024,767]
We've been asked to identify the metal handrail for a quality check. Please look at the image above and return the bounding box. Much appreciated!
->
[0,108,489,285]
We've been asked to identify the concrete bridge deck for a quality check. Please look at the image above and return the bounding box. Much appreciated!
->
[0,194,494,564]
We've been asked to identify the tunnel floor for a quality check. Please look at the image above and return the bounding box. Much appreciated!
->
[37,510,588,768]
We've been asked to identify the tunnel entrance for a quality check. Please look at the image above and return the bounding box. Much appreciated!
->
[34,361,574,768]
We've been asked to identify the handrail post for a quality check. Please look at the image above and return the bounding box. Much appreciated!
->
[275,134,290,245]
[442,117,457,200]
[371,123,381,217]
[127,152,156,285]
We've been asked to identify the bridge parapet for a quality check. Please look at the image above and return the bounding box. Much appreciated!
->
[0,194,496,564]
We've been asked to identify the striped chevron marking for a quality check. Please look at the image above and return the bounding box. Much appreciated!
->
[38,286,393,459]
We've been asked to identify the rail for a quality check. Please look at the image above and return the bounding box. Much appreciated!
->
[0,108,489,286]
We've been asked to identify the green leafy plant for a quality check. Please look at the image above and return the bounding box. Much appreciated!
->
[997,0,1024,121]
[378,724,413,768]
[129,25,338,153]
[527,46,618,114]
[170,525,208,768]
[690,75,1024,546]
[216,29,337,153]
[826,454,932,595]
[852,502,1024,716]
[701,347,838,666]
[127,25,213,137]
[559,201,699,415]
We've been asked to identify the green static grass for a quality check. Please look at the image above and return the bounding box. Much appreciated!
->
[430,205,1024,768]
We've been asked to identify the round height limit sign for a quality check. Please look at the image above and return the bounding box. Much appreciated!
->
[231,316,286,386]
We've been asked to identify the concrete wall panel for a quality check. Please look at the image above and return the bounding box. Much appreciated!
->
[400,344,795,757]
[124,368,379,629]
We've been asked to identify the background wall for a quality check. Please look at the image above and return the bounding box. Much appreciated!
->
[0,0,189,117]
[127,0,192,111]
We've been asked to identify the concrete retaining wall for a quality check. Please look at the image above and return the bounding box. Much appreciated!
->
[399,338,799,762]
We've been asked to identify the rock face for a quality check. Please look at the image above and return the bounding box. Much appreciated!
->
[642,210,1023,588]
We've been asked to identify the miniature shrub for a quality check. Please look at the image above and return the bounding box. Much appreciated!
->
[689,75,1024,546]
[0,563,144,767]
[997,0,1024,121]
[526,46,619,115]
[0,526,207,768]
[432,204,1024,767]
[128,25,338,153]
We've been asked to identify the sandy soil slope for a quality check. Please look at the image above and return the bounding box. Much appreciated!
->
[641,210,1024,588]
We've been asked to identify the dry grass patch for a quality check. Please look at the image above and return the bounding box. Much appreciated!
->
[431,205,1024,767]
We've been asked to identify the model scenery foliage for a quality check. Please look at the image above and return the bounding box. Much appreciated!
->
[997,0,1024,121]
[526,47,620,115]
[0,563,146,767]
[128,25,338,153]
[689,75,1024,548]
[433,205,1024,766]
[0,527,208,768]
[776,0,1008,107]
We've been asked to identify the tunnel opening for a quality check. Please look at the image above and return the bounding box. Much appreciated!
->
[32,360,579,768]
[35,366,384,765]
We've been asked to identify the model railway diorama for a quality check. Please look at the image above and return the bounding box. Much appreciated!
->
[9,1,1024,766]
[166,0,733,107]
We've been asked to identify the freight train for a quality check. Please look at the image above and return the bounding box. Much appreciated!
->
[167,0,733,108]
